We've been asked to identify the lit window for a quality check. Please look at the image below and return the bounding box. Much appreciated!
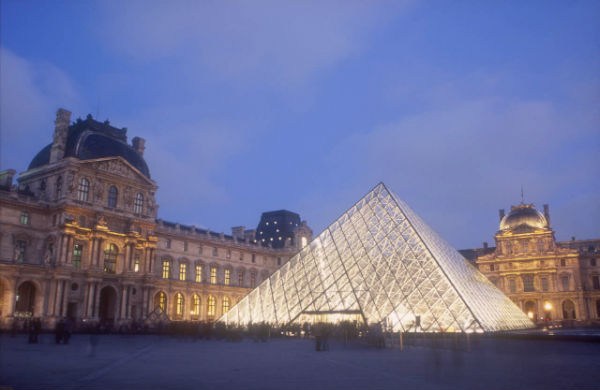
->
[509,279,516,293]
[134,193,144,214]
[210,266,217,284]
[238,271,244,286]
[103,244,118,274]
[561,276,570,291]
[155,292,167,311]
[195,265,202,282]
[278,237,282,240]
[77,178,89,201]
[20,212,29,225]
[541,277,549,292]
[259,231,263,235]
[108,186,118,207]
[134,253,140,272]
[72,244,82,268]
[223,297,230,314]
[266,222,269,226]
[162,260,170,279]
[175,293,184,316]
[192,295,200,316]
[276,229,279,233]
[522,274,535,292]
[208,295,215,316]
[179,263,187,281]
[224,269,230,285]
[15,240,26,262]
[274,221,277,225]
[250,272,256,288]
[212,247,218,257]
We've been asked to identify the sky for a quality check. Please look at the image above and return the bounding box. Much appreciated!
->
[1,1,599,249]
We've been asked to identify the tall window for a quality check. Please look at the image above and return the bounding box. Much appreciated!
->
[134,193,144,214]
[505,242,512,254]
[175,293,184,316]
[238,271,244,286]
[72,244,82,268]
[561,276,570,291]
[77,178,89,201]
[179,263,187,281]
[541,277,549,292]
[207,295,215,316]
[104,244,118,273]
[522,274,535,292]
[162,260,171,279]
[591,258,597,267]
[509,279,516,293]
[184,242,188,252]
[210,267,217,284]
[224,269,230,286]
[15,240,26,262]
[560,259,566,267]
[222,297,230,314]
[537,239,544,252]
[226,249,231,259]
[166,239,171,249]
[55,176,63,198]
[592,275,600,290]
[277,257,281,266]
[20,212,29,225]
[198,245,203,254]
[192,295,200,316]
[108,186,118,207]
[212,247,218,257]
[250,271,256,288]
[155,292,166,311]
[195,265,203,282]
[134,252,140,272]
[251,254,255,263]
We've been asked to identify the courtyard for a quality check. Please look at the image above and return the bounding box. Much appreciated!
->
[1,333,599,390]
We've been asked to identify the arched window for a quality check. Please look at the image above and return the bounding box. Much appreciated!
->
[77,178,90,201]
[179,263,187,280]
[250,271,256,288]
[107,186,118,207]
[562,300,576,319]
[238,270,244,286]
[207,295,216,316]
[154,291,167,311]
[55,176,62,199]
[134,193,144,214]
[175,293,184,317]
[104,244,118,273]
[15,281,36,315]
[192,295,200,316]
[524,301,536,320]
[222,297,230,314]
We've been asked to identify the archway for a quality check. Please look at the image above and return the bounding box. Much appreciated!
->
[98,286,117,326]
[15,281,36,316]
[154,291,167,312]
[524,301,537,321]
[562,300,576,320]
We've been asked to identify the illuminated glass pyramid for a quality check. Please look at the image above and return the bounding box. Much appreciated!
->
[221,183,534,332]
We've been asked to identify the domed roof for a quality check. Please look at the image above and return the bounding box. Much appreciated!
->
[28,115,150,178]
[499,204,547,232]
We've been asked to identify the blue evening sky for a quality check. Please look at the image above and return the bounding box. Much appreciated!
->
[1,1,599,248]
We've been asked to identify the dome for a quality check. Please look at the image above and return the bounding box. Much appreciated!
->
[28,115,150,178]
[499,204,547,232]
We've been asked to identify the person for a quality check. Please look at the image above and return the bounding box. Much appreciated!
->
[63,317,73,344]
[55,318,65,344]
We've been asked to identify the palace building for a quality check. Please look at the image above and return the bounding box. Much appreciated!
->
[461,204,600,325]
[0,109,312,329]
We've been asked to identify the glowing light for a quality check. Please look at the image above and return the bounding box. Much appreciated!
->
[544,302,552,311]
[527,311,534,319]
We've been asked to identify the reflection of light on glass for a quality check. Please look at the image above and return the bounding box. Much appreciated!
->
[544,302,552,311]
[527,311,534,319]
[301,237,307,248]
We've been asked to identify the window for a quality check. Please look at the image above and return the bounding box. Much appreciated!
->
[490,264,495,271]
[561,276,570,291]
[72,244,82,269]
[77,178,89,201]
[537,239,544,252]
[521,241,528,253]
[198,245,203,255]
[239,252,244,261]
[251,254,255,263]
[55,176,62,198]
[522,274,535,292]
[134,193,143,214]
[134,253,140,272]
[192,295,200,316]
[560,259,566,267]
[179,263,187,281]
[224,269,230,286]
[223,297,230,314]
[15,240,26,262]
[107,186,118,207]
[155,292,166,311]
[592,275,600,290]
[184,242,188,252]
[250,271,256,288]
[162,260,171,279]
[195,265,202,282]
[79,216,86,227]
[509,279,516,293]
[505,242,512,254]
[541,277,549,292]
[207,295,215,316]
[103,244,118,273]
[212,247,218,257]
[175,293,184,316]
[226,249,231,259]
[166,239,171,249]
[210,267,217,284]
[20,212,29,225]
[591,258,597,267]
[238,271,244,286]
[277,257,281,266]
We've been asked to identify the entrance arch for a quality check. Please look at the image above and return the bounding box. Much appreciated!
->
[524,301,537,321]
[98,286,117,326]
[15,281,36,316]
[562,300,576,320]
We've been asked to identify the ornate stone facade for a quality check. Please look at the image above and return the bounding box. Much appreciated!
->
[468,203,600,325]
[0,109,312,330]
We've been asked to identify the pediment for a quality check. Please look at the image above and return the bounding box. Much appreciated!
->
[80,157,155,185]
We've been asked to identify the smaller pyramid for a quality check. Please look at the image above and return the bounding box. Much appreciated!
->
[220,183,534,332]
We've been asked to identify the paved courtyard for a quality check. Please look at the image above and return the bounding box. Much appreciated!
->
[1,333,599,389]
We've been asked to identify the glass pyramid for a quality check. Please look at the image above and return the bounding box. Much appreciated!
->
[221,183,534,332]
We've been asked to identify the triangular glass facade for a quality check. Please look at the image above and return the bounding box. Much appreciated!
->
[221,183,534,332]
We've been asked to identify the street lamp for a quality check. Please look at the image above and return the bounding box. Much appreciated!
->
[544,302,552,311]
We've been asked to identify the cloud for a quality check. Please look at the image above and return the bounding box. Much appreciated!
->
[0,48,83,170]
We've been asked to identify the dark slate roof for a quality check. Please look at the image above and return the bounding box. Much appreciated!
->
[28,115,150,178]
[256,210,302,249]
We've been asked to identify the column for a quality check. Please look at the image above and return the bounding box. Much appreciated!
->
[92,283,101,318]
[119,286,127,319]
[85,238,96,269]
[97,239,105,268]
[141,287,147,317]
[7,280,17,316]
[125,286,131,319]
[61,280,69,316]
[65,235,74,264]
[53,279,63,316]
[124,244,131,272]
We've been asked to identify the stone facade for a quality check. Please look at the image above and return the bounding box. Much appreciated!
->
[0,109,312,330]
[468,204,600,325]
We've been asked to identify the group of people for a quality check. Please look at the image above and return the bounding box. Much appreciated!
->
[54,317,73,344]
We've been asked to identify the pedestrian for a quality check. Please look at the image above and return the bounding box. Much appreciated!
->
[63,317,73,344]
[55,318,65,344]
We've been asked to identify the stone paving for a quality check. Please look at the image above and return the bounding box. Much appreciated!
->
[1,333,599,389]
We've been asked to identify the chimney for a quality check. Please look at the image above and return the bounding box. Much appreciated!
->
[498,209,505,221]
[132,137,146,157]
[543,204,550,227]
[483,242,488,250]
[232,226,245,240]
[49,108,72,163]
[0,169,16,188]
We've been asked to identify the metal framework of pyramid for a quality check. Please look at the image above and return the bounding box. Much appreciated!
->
[221,183,534,332]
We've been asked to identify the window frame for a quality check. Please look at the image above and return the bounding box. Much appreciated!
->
[72,243,83,269]
[103,244,118,274]
[107,186,118,208]
[134,193,144,214]
[77,178,90,202]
